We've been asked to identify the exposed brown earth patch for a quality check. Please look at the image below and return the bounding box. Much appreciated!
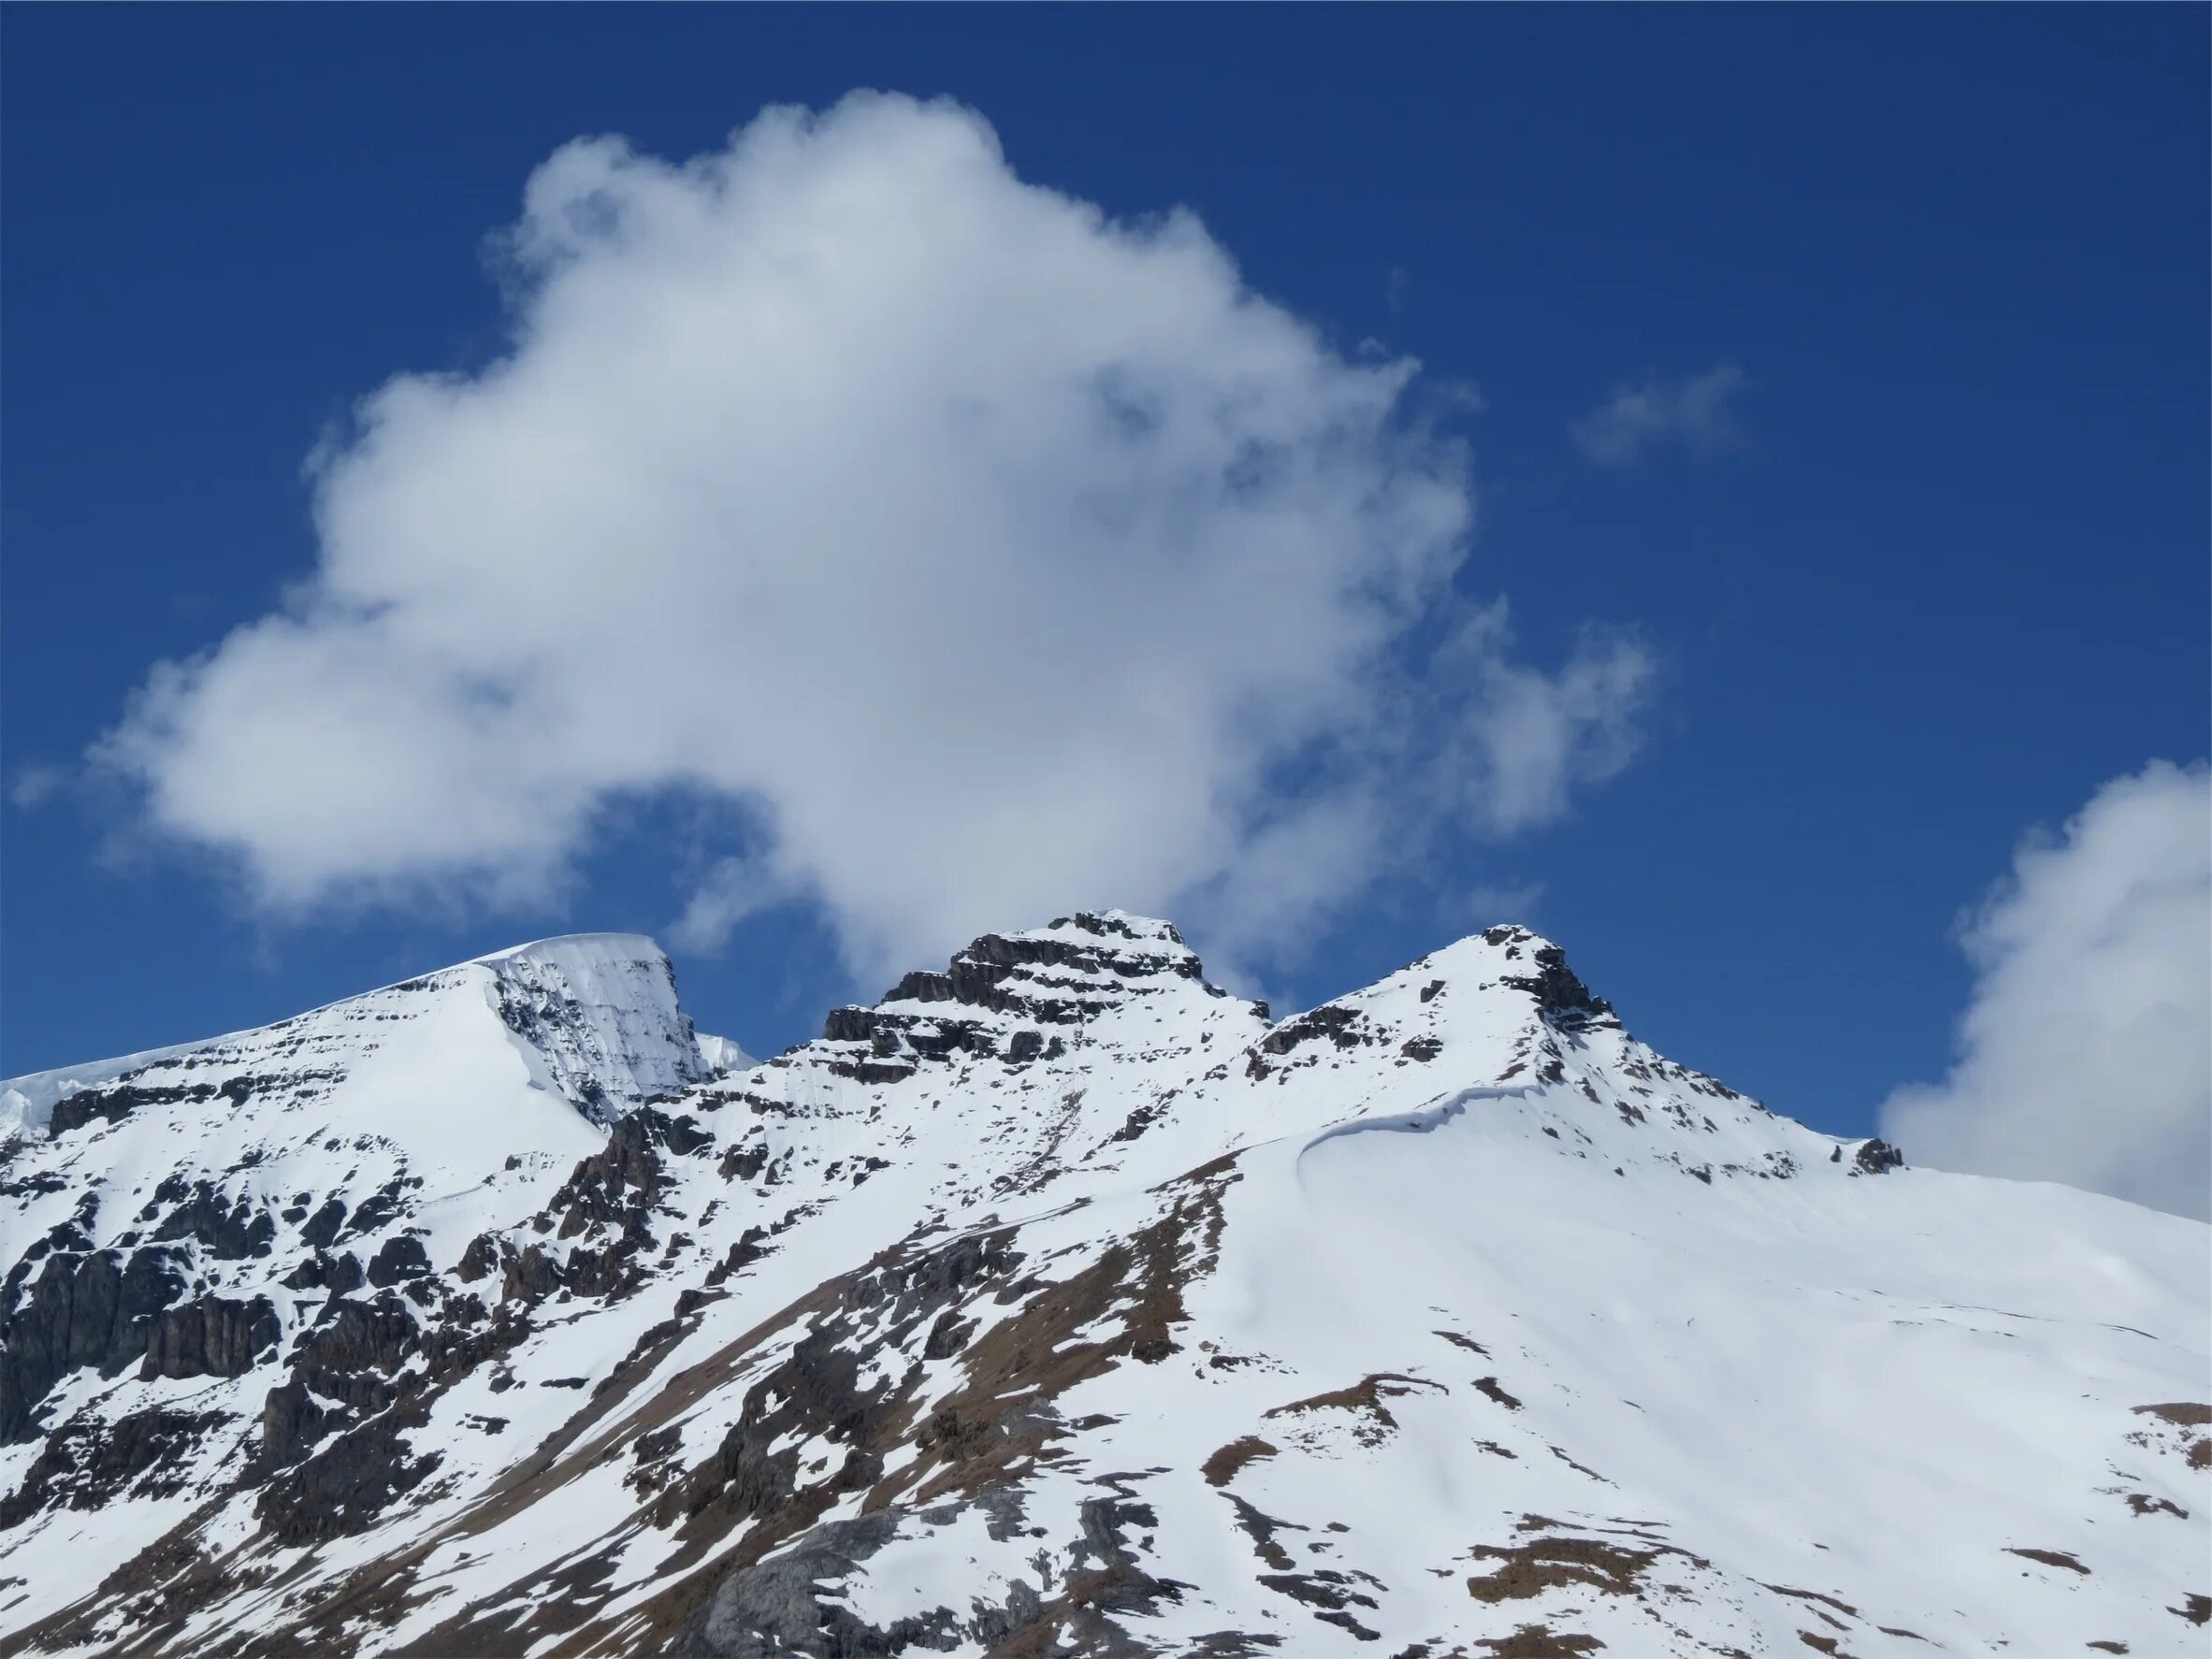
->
[2133,1402,2211,1425]
[1467,1535,1676,1604]
[1203,1435,1279,1488]
[563,1161,1241,1654]
[2123,1492,2187,1518]
[2126,1403,2212,1473]
[1474,1375,1524,1410]
[1476,1623,1606,1655]
[2006,1546,2089,1574]
[1265,1372,1444,1446]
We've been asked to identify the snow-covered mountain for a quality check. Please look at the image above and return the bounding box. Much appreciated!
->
[2,913,2205,1657]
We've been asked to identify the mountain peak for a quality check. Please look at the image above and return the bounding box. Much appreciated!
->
[897,908,1207,999]
[467,930,671,970]
[464,930,707,1118]
[813,908,1236,1081]
[2,930,706,1144]
[1441,922,1618,1028]
[5,910,2203,1659]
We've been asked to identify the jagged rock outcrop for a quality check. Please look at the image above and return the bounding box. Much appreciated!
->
[1487,925,1617,1029]
[0,1246,190,1441]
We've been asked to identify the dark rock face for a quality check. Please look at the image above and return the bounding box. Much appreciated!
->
[260,1298,421,1470]
[653,1231,1016,1522]
[881,913,1202,1020]
[819,914,1206,1082]
[49,1082,210,1138]
[145,1177,277,1260]
[672,1509,944,1657]
[670,1489,1187,1658]
[1259,1003,1370,1059]
[247,1281,513,1545]
[1487,932,1616,1031]
[258,1379,335,1475]
[718,1142,771,1184]
[652,1340,886,1561]
[299,1196,348,1250]
[282,1249,368,1296]
[365,1233,430,1287]
[139,1294,281,1382]
[48,1070,323,1139]
[254,1402,441,1547]
[0,1246,189,1442]
[1070,1492,1191,1623]
[338,1176,419,1244]
[1852,1139,1905,1176]
[484,1104,715,1306]
[616,1171,1230,1658]
[0,935,771,1640]
[239,1265,547,1551]
[549,1106,701,1234]
[819,1005,885,1044]
[453,1233,501,1283]
[291,1297,421,1392]
[0,1404,227,1527]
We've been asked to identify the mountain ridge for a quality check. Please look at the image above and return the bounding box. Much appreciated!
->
[1,911,2204,1657]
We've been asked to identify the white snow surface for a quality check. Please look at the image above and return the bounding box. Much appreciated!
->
[1,911,2205,1657]
[464,931,715,1113]
[696,1032,754,1075]
[0,930,709,1352]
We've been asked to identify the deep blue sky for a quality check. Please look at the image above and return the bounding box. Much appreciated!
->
[4,6,2205,1142]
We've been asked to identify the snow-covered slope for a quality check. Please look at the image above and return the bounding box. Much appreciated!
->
[1,915,2204,1657]
[0,933,706,1443]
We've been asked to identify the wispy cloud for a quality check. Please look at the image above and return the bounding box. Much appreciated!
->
[7,763,65,811]
[94,94,1653,980]
[670,857,789,955]
[1467,880,1544,924]
[1879,759,2211,1219]
[1571,363,1746,467]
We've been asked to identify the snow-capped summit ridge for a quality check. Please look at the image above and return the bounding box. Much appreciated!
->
[3,908,2205,1658]
[1415,922,1615,1020]
[2,930,707,1142]
[816,906,1234,1074]
[466,930,668,969]
[467,930,709,1117]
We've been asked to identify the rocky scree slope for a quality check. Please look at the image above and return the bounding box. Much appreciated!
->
[0,913,2205,1658]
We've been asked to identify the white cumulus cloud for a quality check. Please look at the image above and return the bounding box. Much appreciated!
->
[1879,759,2211,1219]
[96,93,1651,979]
[1571,363,1745,467]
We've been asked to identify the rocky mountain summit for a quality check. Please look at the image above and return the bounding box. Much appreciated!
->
[2,913,2205,1657]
